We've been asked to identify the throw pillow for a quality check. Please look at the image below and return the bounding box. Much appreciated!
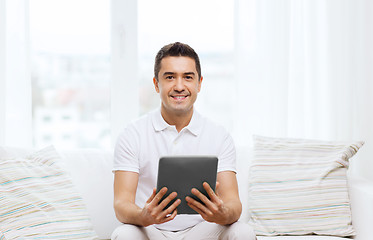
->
[0,146,98,239]
[248,135,364,237]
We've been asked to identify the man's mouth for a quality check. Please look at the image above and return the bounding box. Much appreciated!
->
[171,95,188,100]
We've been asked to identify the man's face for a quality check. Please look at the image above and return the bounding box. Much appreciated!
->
[153,56,202,117]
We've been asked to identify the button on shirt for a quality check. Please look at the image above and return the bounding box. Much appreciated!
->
[113,108,236,231]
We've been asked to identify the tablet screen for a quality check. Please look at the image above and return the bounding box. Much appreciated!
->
[156,156,218,214]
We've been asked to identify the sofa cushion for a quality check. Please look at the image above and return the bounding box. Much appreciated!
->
[258,236,348,240]
[248,135,364,237]
[0,146,98,239]
[58,149,121,239]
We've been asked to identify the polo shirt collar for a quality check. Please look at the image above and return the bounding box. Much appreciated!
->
[152,108,169,132]
[151,108,203,136]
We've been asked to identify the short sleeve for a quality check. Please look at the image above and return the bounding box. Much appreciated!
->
[217,131,236,173]
[113,125,140,173]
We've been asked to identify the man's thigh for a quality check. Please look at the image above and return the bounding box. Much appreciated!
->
[112,221,256,240]
[219,221,257,240]
[111,224,167,240]
[183,221,256,240]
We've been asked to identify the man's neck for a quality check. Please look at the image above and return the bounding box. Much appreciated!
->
[160,107,194,132]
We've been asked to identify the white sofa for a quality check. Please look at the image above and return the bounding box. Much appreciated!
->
[2,146,373,240]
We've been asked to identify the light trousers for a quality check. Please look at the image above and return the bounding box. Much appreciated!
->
[111,221,256,240]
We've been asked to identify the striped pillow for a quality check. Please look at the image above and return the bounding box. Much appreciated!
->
[0,146,98,239]
[248,135,364,237]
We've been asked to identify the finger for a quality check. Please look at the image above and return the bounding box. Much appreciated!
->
[203,182,225,212]
[189,187,221,214]
[169,208,178,219]
[186,197,212,217]
[162,208,178,223]
[152,187,168,205]
[203,182,219,202]
[157,191,178,211]
[186,196,211,214]
[187,200,203,215]
[146,188,157,204]
[191,187,211,205]
[159,197,181,219]
[216,181,220,192]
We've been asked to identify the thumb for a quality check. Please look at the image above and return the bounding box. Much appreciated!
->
[215,181,220,194]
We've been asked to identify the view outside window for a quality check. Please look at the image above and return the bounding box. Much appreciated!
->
[30,0,111,149]
[30,0,234,149]
[138,0,236,131]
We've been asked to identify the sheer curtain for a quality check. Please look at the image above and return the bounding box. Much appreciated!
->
[0,0,32,147]
[1,0,372,180]
[0,0,137,149]
[234,0,373,181]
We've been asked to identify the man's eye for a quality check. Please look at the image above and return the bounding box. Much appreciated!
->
[166,76,174,80]
[185,76,193,80]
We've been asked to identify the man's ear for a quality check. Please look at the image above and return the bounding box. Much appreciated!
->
[198,76,203,93]
[153,77,160,93]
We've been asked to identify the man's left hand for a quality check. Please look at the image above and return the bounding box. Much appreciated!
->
[185,182,230,225]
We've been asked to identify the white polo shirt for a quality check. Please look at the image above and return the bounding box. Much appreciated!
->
[113,108,236,231]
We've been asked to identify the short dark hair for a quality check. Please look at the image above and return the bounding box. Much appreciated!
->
[154,42,201,81]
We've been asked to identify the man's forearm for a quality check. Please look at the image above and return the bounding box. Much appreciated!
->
[221,199,242,225]
[114,200,146,226]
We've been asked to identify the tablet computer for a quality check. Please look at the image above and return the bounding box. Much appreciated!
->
[156,156,218,214]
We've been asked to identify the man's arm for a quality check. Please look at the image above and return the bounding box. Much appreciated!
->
[113,171,181,227]
[185,171,242,225]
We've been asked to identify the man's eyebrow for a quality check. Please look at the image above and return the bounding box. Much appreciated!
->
[163,72,195,76]
[184,72,195,75]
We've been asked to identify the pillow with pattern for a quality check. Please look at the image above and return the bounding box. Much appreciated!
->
[0,146,98,239]
[248,135,364,237]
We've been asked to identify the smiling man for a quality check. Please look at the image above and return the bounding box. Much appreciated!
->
[154,55,200,131]
[111,42,256,240]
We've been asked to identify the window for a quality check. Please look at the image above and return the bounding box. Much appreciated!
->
[30,0,111,149]
[138,0,235,130]
[11,0,234,149]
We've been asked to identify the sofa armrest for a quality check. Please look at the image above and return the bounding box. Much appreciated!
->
[349,177,373,240]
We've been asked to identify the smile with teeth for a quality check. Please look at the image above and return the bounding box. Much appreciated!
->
[171,95,188,100]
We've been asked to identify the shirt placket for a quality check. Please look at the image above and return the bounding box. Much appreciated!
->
[169,128,185,155]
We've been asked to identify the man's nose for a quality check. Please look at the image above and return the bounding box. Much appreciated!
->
[174,77,185,91]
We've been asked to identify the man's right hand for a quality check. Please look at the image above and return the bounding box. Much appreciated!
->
[140,187,181,226]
